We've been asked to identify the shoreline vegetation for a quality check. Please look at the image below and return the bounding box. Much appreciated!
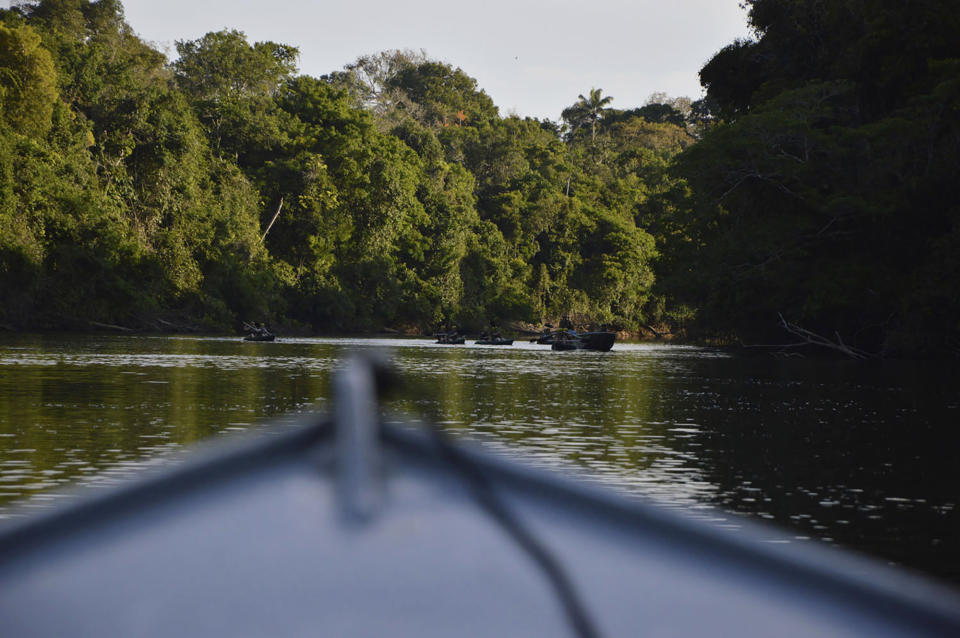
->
[1,1,958,359]
[0,316,671,344]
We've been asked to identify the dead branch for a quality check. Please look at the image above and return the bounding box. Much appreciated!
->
[88,320,134,333]
[260,197,284,243]
[777,313,874,360]
[639,324,665,339]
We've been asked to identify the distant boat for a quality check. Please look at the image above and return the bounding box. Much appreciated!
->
[550,338,579,351]
[435,332,465,345]
[532,330,560,345]
[475,336,514,346]
[242,322,276,342]
[243,333,276,342]
[550,331,616,352]
[0,356,957,637]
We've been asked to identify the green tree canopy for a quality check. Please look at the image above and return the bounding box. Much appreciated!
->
[676,0,960,354]
[0,22,58,136]
[385,60,499,129]
[561,88,613,143]
[174,29,299,162]
[0,4,702,341]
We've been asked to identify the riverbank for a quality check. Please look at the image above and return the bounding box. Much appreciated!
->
[0,315,682,343]
[7,317,956,360]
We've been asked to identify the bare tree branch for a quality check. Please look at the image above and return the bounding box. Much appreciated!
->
[777,313,875,359]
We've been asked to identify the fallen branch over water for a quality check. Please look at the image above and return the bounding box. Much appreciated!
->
[776,313,874,360]
[88,320,134,333]
[739,314,877,359]
[639,324,665,339]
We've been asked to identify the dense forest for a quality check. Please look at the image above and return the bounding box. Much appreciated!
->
[1,0,957,357]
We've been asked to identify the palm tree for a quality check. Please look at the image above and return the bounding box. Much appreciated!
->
[561,88,613,143]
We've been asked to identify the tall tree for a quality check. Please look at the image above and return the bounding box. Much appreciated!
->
[385,60,498,129]
[0,22,58,136]
[173,30,298,162]
[327,49,428,118]
[674,0,960,355]
[561,88,613,143]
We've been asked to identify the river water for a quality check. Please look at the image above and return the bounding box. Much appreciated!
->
[0,334,957,586]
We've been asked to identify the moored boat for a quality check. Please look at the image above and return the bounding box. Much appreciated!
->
[0,356,957,637]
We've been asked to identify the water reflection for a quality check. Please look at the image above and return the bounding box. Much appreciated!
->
[0,334,957,586]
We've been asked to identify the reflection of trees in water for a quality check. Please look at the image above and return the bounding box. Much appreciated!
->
[399,347,960,584]
[0,336,333,512]
[683,357,960,585]
[405,350,706,486]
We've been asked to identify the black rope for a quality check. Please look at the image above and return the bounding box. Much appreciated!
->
[371,359,601,638]
[426,423,602,638]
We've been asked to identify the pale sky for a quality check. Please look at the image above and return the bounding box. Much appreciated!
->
[7,0,754,121]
